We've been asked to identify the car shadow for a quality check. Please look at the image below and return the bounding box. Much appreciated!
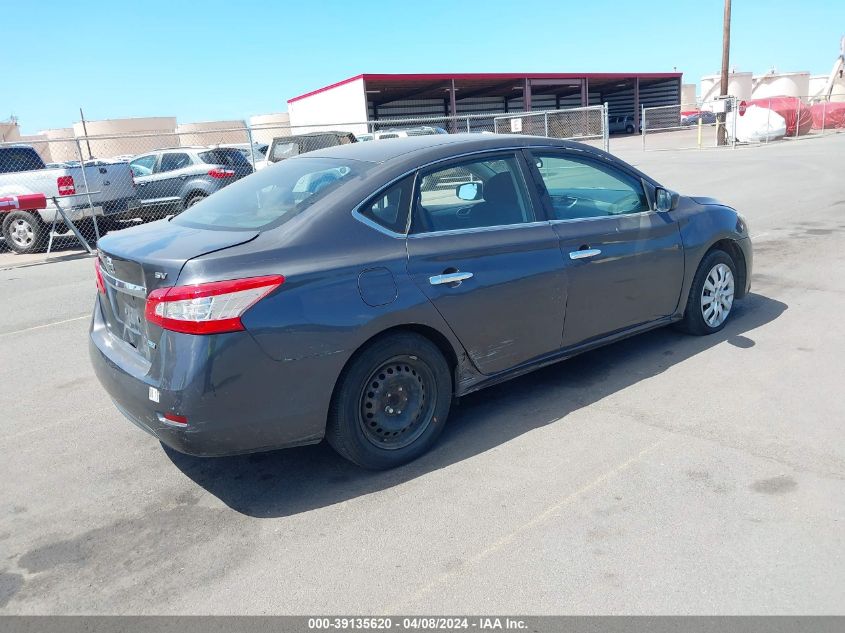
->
[165,292,787,518]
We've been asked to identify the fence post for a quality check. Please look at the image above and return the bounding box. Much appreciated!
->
[822,98,827,135]
[731,96,737,148]
[697,116,703,149]
[466,116,470,133]
[641,104,646,150]
[544,111,549,137]
[603,102,609,153]
[795,98,802,138]
[245,125,258,167]
[765,99,771,144]
[74,137,100,243]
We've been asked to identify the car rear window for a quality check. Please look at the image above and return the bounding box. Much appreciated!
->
[198,149,251,167]
[173,157,371,231]
[270,142,299,162]
[0,147,44,173]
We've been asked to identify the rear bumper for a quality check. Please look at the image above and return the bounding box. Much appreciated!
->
[88,298,328,456]
[38,196,140,223]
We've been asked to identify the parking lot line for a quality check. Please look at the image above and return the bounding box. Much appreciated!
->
[388,436,668,612]
[0,314,89,337]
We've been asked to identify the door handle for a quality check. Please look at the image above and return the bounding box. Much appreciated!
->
[569,248,602,260]
[429,272,473,285]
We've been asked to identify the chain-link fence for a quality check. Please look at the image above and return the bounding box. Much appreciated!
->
[493,105,608,148]
[641,97,737,151]
[0,105,608,262]
[642,95,845,151]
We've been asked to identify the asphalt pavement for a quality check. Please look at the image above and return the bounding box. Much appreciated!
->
[0,134,843,614]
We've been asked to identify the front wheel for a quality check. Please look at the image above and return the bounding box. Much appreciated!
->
[678,249,737,335]
[2,211,47,254]
[327,332,452,469]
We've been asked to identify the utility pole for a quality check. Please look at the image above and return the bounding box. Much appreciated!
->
[79,107,93,159]
[717,0,732,145]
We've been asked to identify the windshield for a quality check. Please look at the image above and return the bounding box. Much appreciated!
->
[173,157,370,231]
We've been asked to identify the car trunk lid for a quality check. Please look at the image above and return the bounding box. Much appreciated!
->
[96,219,258,361]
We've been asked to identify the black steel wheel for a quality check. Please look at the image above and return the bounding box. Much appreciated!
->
[328,332,452,469]
[359,355,437,450]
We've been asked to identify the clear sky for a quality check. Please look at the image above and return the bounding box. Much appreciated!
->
[3,0,844,133]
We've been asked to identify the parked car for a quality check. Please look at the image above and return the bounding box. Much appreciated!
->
[90,134,752,469]
[266,131,356,165]
[0,145,138,253]
[681,111,718,126]
[608,114,639,134]
[127,147,253,220]
[215,142,268,168]
[359,126,449,141]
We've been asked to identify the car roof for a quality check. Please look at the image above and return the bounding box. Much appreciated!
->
[302,133,586,164]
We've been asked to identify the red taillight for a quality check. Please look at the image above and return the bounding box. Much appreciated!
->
[94,258,106,294]
[145,275,284,335]
[57,175,76,196]
[208,168,236,179]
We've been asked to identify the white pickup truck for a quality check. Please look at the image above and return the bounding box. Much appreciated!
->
[0,144,139,254]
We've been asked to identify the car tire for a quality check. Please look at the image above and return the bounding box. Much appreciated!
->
[2,211,47,254]
[184,193,206,209]
[625,125,635,134]
[327,332,452,469]
[678,249,737,336]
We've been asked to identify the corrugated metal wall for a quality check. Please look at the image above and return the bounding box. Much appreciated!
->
[603,78,681,117]
[366,78,680,121]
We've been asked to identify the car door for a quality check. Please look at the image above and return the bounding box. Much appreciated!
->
[147,152,193,211]
[128,154,159,206]
[405,152,566,375]
[525,150,684,348]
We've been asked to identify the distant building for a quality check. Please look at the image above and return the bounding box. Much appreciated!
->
[287,72,684,134]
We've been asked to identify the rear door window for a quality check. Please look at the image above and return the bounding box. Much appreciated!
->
[0,147,44,173]
[411,155,535,234]
[198,149,250,167]
[358,176,414,234]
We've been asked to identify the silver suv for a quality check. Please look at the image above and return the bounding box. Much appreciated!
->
[127,147,253,220]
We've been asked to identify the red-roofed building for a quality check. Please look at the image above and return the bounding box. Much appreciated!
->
[287,72,682,134]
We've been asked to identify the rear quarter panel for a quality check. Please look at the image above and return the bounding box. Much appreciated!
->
[174,209,468,439]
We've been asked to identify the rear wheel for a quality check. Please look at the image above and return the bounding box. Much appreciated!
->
[184,193,206,209]
[327,332,452,469]
[625,124,635,134]
[2,211,47,254]
[678,249,737,335]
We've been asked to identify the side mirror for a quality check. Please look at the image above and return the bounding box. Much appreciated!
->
[456,182,483,201]
[655,187,680,212]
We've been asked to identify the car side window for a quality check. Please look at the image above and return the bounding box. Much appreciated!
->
[359,176,414,234]
[158,153,191,173]
[531,153,649,220]
[129,154,158,177]
[411,155,534,234]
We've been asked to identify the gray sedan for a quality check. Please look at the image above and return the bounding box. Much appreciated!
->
[90,134,752,469]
